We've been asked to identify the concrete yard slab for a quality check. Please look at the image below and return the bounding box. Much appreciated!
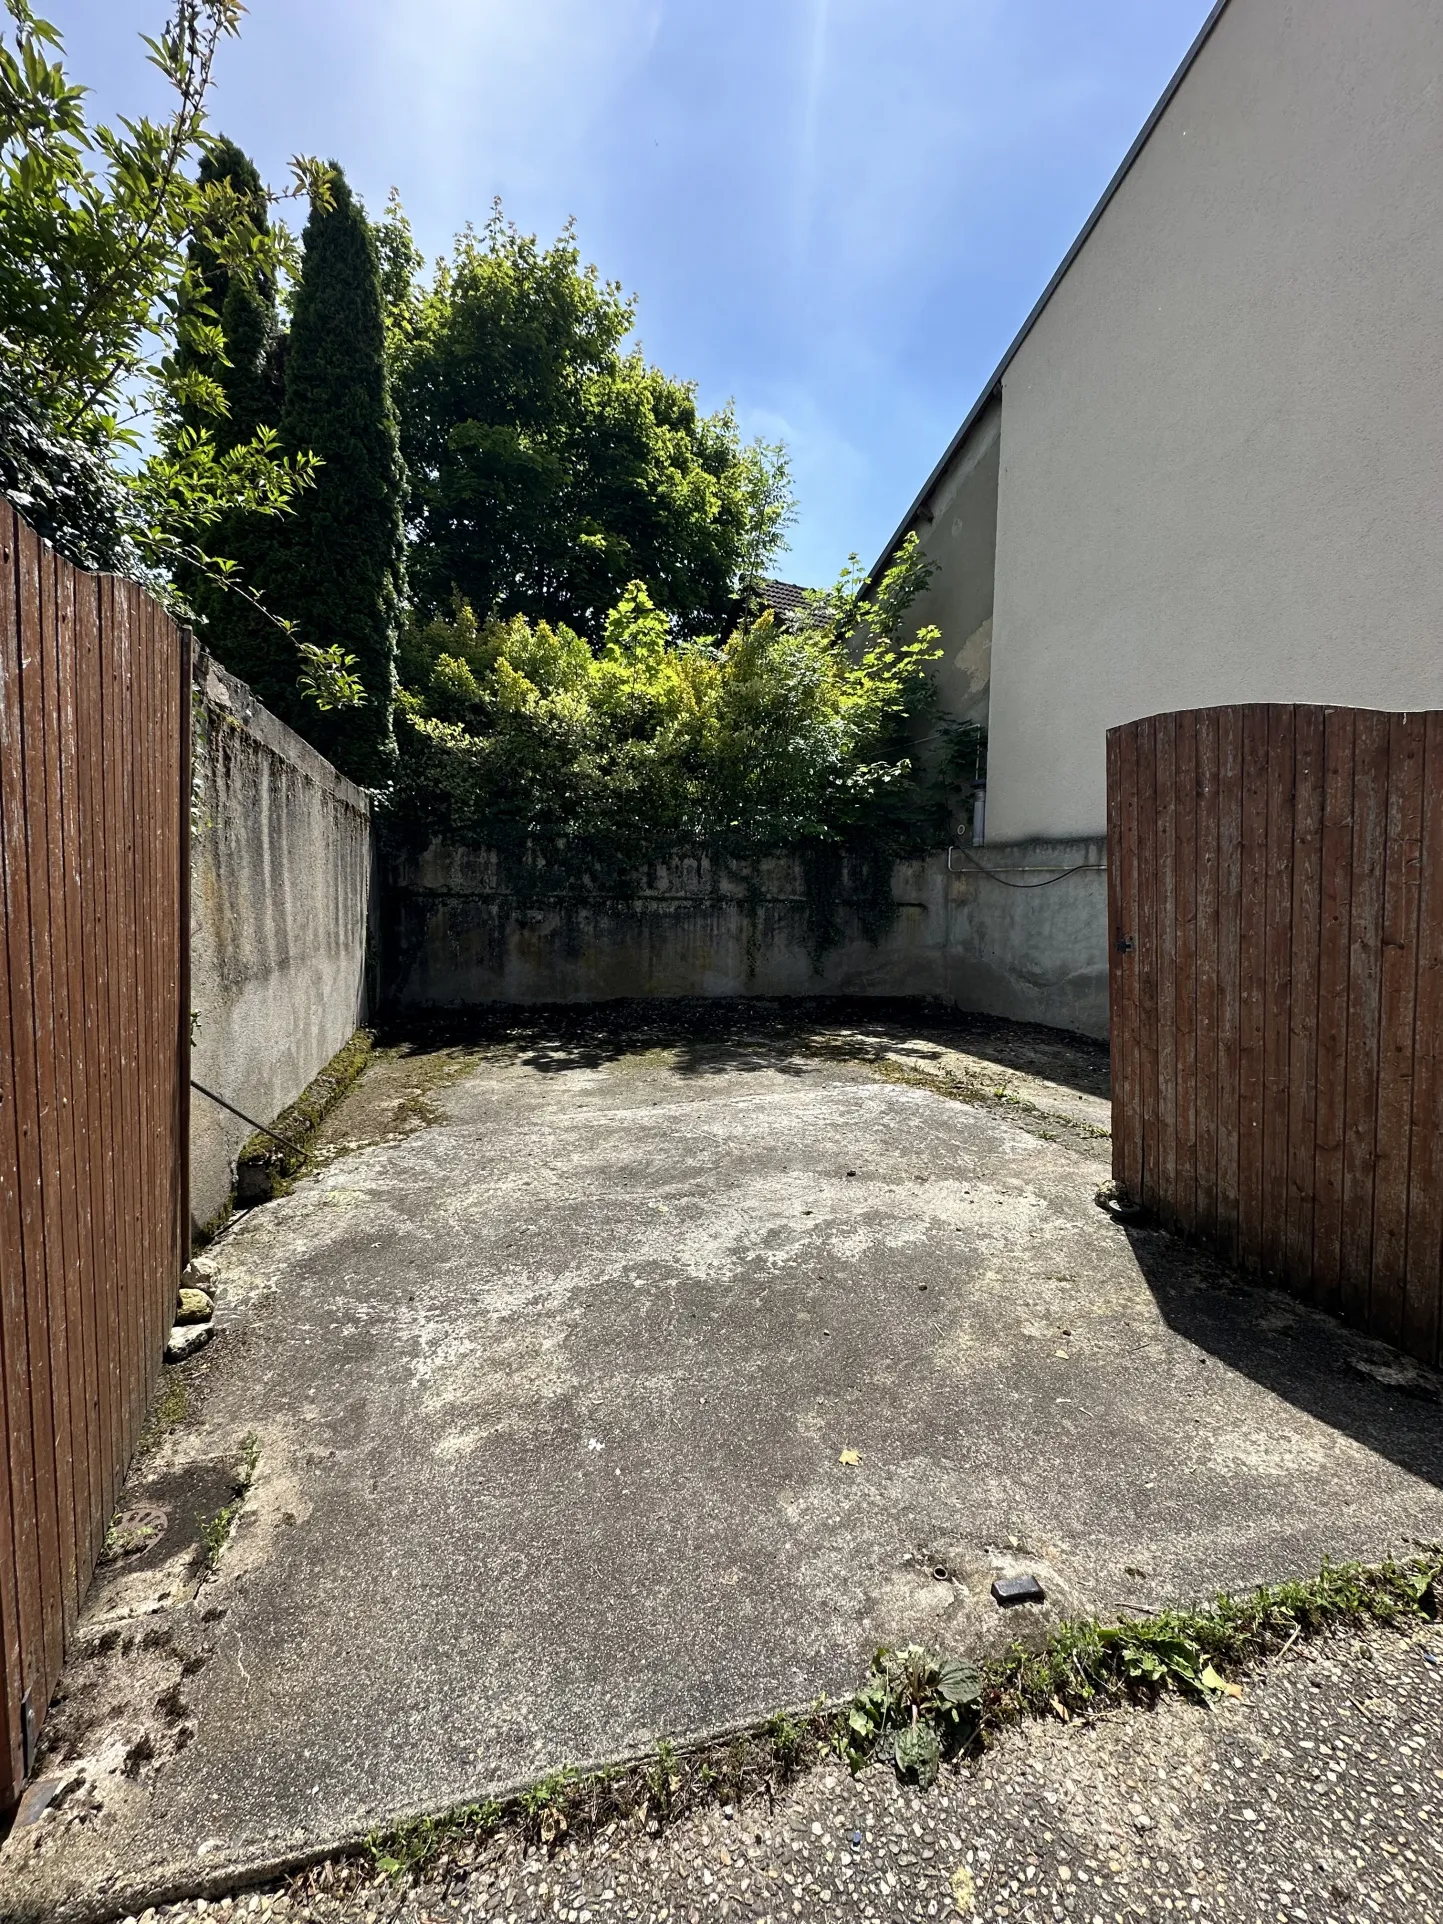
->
[5,1007,1441,1920]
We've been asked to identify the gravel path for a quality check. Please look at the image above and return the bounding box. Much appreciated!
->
[137,1621,1443,1924]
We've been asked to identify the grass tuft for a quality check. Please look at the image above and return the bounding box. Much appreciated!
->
[197,1431,262,1576]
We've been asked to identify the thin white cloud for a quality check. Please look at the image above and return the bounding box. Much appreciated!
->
[790,0,830,268]
[370,0,664,242]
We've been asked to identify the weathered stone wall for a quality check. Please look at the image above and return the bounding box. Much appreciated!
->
[189,650,373,1232]
[381,837,1108,1038]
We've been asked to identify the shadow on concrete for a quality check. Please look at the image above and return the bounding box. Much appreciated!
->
[378,995,1112,1099]
[1125,1222,1443,1498]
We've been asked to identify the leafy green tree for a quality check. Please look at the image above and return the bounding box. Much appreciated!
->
[382,203,794,640]
[176,137,284,447]
[171,135,291,685]
[264,167,406,783]
[0,1,323,600]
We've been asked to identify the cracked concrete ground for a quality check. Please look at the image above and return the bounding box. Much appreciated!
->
[3,1005,1441,1922]
[137,1617,1443,1924]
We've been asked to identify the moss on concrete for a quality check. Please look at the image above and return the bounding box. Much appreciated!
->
[235,1028,375,1199]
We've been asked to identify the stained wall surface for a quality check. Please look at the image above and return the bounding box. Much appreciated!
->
[383,839,1109,1039]
[903,395,1000,737]
[189,652,372,1230]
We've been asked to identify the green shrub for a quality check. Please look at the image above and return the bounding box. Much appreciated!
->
[387,533,962,883]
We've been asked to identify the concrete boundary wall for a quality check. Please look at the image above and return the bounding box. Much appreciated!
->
[382,838,1108,1038]
[945,839,1108,1039]
[189,650,373,1231]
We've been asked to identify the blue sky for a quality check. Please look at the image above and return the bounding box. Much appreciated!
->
[48,0,1214,585]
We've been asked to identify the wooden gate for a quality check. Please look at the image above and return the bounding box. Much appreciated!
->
[1107,703,1443,1372]
[0,505,190,1807]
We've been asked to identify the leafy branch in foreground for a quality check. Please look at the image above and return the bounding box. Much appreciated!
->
[0,0,326,430]
[0,1,326,617]
[297,641,366,712]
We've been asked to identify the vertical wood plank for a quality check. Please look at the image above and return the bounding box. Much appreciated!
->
[1173,711,1199,1236]
[137,593,164,1385]
[1155,713,1179,1232]
[1340,711,1390,1330]
[1284,706,1324,1300]
[74,574,120,1522]
[34,539,87,1640]
[125,583,154,1440]
[0,505,39,1798]
[131,588,156,1398]
[1109,725,1143,1202]
[1136,717,1160,1215]
[1121,723,1144,1206]
[1405,712,1443,1369]
[1370,712,1425,1347]
[60,550,105,1571]
[48,545,102,1593]
[14,517,73,1685]
[1215,707,1244,1263]
[96,576,129,1508]
[1236,705,1270,1270]
[109,577,143,1463]
[1194,708,1221,1244]
[152,604,178,1365]
[1312,709,1356,1314]
[1260,706,1296,1278]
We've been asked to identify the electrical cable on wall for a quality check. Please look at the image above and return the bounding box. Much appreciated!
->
[190,1080,303,1153]
[946,844,1106,890]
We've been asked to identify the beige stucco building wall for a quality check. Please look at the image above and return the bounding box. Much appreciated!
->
[903,395,999,737]
[985,0,1443,843]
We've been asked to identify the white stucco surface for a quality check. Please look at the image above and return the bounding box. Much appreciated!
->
[985,0,1443,841]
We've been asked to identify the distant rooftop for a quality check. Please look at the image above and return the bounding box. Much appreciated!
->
[755,578,813,619]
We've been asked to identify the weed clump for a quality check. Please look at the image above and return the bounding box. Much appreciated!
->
[197,1431,261,1577]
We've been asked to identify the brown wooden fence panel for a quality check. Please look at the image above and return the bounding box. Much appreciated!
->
[1109,702,1443,1372]
[0,506,188,1807]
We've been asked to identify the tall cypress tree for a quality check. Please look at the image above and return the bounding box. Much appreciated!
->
[175,139,292,707]
[268,167,405,785]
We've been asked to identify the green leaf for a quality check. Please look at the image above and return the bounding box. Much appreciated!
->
[936,1659,983,1708]
[893,1720,941,1787]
